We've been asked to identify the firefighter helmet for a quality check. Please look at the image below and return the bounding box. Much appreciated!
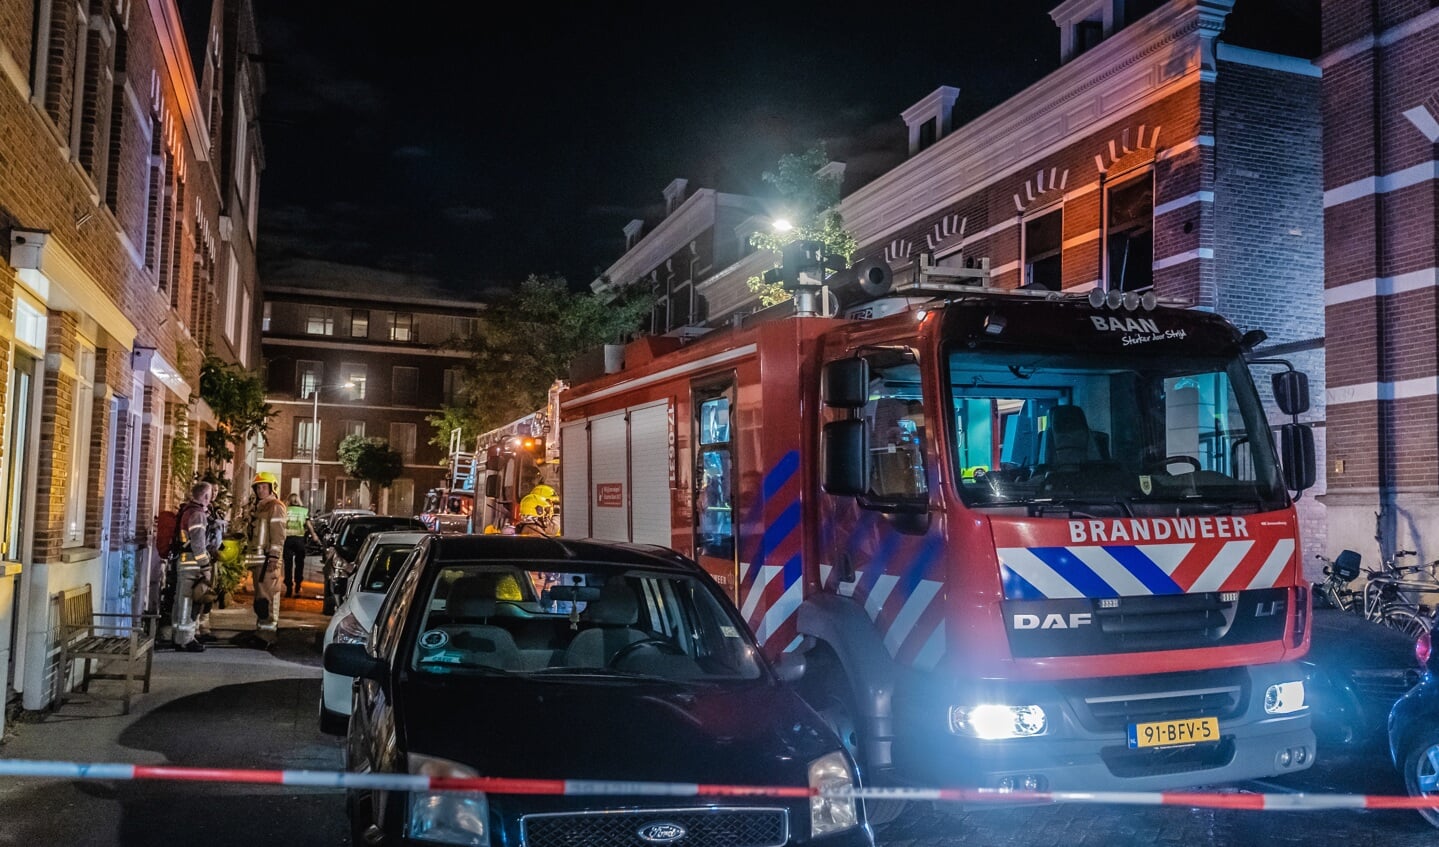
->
[518,492,553,520]
[531,484,557,501]
[252,471,280,489]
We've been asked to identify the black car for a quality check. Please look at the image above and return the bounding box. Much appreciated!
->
[325,535,872,846]
[1302,608,1425,752]
[322,515,428,613]
[1389,629,1439,829]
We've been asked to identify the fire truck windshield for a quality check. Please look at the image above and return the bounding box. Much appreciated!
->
[944,348,1289,515]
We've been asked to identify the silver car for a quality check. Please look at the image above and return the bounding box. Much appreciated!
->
[319,530,427,734]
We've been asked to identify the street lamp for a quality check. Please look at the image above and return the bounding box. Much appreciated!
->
[309,382,354,513]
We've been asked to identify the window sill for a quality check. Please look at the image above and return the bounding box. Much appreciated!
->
[61,547,102,564]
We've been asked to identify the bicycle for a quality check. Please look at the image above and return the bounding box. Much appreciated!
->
[1313,549,1435,638]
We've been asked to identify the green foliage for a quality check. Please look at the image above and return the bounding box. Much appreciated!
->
[426,405,486,453]
[199,355,274,465]
[746,145,858,306]
[169,422,195,502]
[437,275,652,437]
[338,434,404,495]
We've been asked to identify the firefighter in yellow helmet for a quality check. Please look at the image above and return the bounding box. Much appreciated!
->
[516,484,557,536]
[248,471,288,640]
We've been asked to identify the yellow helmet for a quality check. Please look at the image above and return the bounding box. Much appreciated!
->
[495,574,524,602]
[518,493,552,519]
[530,484,557,501]
[252,471,279,488]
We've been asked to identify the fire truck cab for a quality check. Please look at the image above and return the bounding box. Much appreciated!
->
[558,280,1317,805]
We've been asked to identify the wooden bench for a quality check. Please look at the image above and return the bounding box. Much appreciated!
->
[57,583,156,714]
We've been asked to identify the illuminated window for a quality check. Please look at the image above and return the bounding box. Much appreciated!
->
[306,306,334,335]
[389,312,414,342]
[350,310,369,338]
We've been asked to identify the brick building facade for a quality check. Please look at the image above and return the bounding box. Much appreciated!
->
[259,265,483,518]
[0,0,264,725]
[1318,2,1439,565]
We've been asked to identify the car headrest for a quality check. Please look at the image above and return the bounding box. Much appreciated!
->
[586,578,638,626]
[448,577,498,620]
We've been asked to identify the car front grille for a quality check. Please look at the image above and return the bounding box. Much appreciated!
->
[1065,667,1248,733]
[520,806,789,847]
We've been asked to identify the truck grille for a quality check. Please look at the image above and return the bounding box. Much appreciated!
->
[1004,589,1288,658]
[520,807,789,847]
[1063,667,1248,733]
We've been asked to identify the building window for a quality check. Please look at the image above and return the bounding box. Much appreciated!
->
[442,368,462,406]
[1023,206,1063,291]
[342,363,368,400]
[262,301,271,333]
[223,252,239,342]
[389,312,414,342]
[918,116,938,151]
[1075,20,1104,56]
[306,306,334,335]
[392,366,419,404]
[342,420,366,439]
[390,422,417,463]
[350,309,369,338]
[297,361,322,399]
[294,417,316,459]
[64,346,95,546]
[1106,173,1154,293]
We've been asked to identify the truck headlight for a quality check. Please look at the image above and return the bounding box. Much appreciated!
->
[1264,681,1306,715]
[949,704,1047,739]
[332,611,368,645]
[407,754,489,845]
[808,751,859,836]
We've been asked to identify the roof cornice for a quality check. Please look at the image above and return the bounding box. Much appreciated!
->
[593,190,755,295]
[148,0,209,162]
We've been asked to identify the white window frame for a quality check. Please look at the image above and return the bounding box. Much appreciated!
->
[343,363,368,400]
[64,344,96,547]
[306,306,334,336]
[388,312,414,342]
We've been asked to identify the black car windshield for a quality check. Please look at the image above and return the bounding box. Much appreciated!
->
[339,519,425,560]
[409,562,765,683]
[359,543,418,593]
[945,348,1288,514]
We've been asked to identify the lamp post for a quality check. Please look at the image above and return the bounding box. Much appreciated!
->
[309,382,354,513]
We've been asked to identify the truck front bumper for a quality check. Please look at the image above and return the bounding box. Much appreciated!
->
[891,662,1316,793]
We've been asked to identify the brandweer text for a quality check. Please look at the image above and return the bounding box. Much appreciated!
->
[1067,516,1251,543]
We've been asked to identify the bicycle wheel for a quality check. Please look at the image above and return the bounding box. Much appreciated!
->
[1381,604,1432,639]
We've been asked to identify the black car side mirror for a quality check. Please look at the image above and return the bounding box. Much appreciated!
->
[324,643,385,681]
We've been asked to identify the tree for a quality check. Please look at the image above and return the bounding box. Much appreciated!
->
[197,354,275,517]
[338,435,404,502]
[430,274,652,443]
[747,145,858,306]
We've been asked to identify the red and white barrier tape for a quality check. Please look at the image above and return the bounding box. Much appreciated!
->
[1,759,1436,811]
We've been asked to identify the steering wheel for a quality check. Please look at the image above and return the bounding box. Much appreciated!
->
[607,638,685,667]
[1145,455,1202,474]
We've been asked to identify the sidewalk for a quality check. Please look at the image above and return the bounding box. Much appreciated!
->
[0,572,346,846]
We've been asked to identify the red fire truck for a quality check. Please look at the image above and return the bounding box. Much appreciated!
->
[557,270,1317,808]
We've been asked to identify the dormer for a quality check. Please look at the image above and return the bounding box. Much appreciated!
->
[663,178,689,216]
[1050,0,1125,63]
[901,86,960,157]
[624,219,644,251]
[816,160,847,192]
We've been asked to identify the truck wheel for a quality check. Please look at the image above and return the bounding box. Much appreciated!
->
[1402,728,1439,829]
[805,652,908,827]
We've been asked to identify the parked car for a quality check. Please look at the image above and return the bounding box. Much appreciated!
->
[1390,629,1439,829]
[322,515,428,614]
[309,508,375,556]
[325,535,872,846]
[320,530,428,734]
[1302,608,1424,752]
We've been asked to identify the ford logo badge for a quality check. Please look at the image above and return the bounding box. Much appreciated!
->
[636,821,687,843]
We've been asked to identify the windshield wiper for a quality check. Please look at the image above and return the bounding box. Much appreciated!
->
[415,659,514,676]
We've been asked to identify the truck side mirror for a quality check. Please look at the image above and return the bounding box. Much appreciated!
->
[1280,423,1315,492]
[822,420,868,496]
[1273,371,1310,416]
[823,358,869,408]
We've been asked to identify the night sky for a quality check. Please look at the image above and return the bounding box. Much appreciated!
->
[252,1,1315,299]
